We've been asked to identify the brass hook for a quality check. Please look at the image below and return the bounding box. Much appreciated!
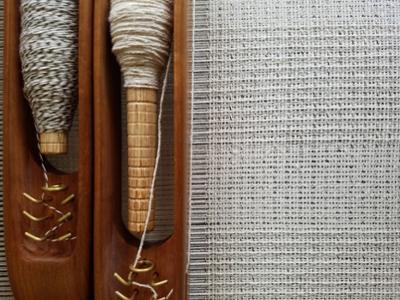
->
[57,212,72,223]
[51,232,72,242]
[22,182,75,243]
[115,291,131,300]
[129,259,155,273]
[25,231,72,242]
[22,210,52,222]
[22,192,44,204]
[151,273,168,287]
[151,291,174,300]
[114,259,172,300]
[42,184,67,192]
[25,232,47,242]
[115,289,138,300]
[114,272,131,287]
[61,194,75,205]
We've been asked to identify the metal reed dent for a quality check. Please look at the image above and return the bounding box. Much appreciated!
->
[114,258,172,300]
[22,183,75,242]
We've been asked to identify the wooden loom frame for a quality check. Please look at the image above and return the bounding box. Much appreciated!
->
[93,0,187,299]
[3,0,93,299]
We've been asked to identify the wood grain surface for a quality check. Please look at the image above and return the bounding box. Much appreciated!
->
[93,0,187,298]
[39,132,68,155]
[126,88,157,234]
[3,0,93,299]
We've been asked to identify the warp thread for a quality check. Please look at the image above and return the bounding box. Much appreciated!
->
[20,0,78,133]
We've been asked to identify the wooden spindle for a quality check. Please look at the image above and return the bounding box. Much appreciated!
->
[127,88,157,233]
[39,131,68,155]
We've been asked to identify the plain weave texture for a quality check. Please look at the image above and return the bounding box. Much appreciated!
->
[188,0,400,299]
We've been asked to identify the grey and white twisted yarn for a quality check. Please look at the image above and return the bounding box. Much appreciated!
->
[20,0,78,133]
[109,0,173,89]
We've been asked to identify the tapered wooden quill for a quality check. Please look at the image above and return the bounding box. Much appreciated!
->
[110,0,173,233]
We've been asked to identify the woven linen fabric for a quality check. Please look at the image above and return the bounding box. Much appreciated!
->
[188,1,400,299]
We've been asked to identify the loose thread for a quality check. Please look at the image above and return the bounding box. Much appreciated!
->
[129,280,158,298]
[124,53,172,300]
[30,123,75,242]
[20,0,77,242]
[132,53,172,268]
[109,0,174,296]
[35,127,49,187]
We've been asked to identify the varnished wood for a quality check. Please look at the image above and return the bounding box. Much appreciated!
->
[93,0,187,298]
[127,88,157,233]
[3,0,93,299]
[39,132,68,155]
[174,0,188,297]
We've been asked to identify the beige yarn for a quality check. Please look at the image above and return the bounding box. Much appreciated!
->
[109,0,173,89]
[109,0,173,298]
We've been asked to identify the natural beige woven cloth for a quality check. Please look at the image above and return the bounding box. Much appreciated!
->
[188,1,400,299]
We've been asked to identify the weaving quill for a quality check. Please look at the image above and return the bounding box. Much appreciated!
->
[109,0,173,234]
[93,0,185,298]
[109,0,174,298]
[188,0,400,299]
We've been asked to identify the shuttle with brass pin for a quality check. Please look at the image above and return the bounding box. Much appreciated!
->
[3,0,93,299]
